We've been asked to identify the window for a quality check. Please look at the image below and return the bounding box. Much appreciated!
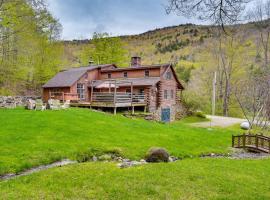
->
[108,73,111,79]
[171,90,174,99]
[126,89,131,93]
[166,71,172,80]
[164,90,168,99]
[139,89,144,94]
[123,72,128,78]
[145,70,149,77]
[77,83,85,100]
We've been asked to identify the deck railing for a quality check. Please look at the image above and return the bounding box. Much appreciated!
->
[49,92,79,101]
[232,134,270,153]
[92,92,145,104]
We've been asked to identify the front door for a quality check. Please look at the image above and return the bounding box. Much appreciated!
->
[161,108,170,122]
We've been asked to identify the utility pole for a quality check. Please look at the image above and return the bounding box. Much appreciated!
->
[212,71,217,116]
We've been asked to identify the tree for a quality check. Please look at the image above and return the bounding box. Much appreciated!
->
[0,0,63,95]
[248,0,270,71]
[235,74,270,132]
[80,32,128,66]
[166,0,253,29]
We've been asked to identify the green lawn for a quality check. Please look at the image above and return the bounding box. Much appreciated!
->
[0,108,233,175]
[2,107,266,200]
[1,158,270,199]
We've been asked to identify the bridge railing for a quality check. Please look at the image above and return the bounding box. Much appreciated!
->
[232,134,270,153]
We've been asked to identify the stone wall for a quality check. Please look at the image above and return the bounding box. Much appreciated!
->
[0,96,40,109]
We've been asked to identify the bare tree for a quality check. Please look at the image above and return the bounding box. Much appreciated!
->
[235,75,270,132]
[166,0,253,29]
[248,0,270,70]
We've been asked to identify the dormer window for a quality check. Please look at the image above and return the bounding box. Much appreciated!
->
[123,72,128,78]
[145,70,149,77]
[108,73,111,79]
[166,71,172,80]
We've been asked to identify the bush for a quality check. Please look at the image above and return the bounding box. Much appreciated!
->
[195,111,206,118]
[145,147,169,163]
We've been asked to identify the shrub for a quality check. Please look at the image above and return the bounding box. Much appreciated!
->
[195,111,206,118]
[145,147,169,163]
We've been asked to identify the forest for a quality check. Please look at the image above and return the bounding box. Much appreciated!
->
[1,0,270,119]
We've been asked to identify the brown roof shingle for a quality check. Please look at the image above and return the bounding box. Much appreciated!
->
[43,64,115,88]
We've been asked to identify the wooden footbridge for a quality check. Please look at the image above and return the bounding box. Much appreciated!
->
[232,134,270,153]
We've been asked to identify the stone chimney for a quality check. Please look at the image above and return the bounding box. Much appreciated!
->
[130,56,141,67]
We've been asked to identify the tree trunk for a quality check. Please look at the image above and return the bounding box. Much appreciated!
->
[223,77,230,116]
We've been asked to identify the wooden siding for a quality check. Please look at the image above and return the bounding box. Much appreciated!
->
[100,68,160,79]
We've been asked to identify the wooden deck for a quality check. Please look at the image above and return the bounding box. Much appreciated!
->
[232,134,270,153]
[71,92,147,114]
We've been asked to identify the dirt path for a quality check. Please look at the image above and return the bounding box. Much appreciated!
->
[192,115,246,128]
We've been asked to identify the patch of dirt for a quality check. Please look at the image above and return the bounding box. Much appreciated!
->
[201,148,270,159]
[192,115,246,128]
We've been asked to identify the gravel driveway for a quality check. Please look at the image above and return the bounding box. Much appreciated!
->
[192,115,246,128]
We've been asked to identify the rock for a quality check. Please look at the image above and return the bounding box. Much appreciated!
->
[98,154,112,161]
[140,159,146,163]
[145,147,170,163]
[168,157,174,162]
[240,121,250,130]
[170,156,179,161]
[92,156,97,162]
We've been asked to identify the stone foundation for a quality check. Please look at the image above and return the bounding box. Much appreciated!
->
[152,102,187,122]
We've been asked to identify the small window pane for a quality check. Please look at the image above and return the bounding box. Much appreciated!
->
[166,72,172,80]
[124,72,128,78]
[164,90,168,99]
[108,73,111,79]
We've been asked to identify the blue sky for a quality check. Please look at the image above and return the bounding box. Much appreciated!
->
[47,0,199,40]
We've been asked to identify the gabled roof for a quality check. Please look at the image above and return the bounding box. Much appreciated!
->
[43,64,116,88]
[162,64,184,90]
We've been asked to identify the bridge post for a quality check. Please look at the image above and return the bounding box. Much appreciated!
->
[268,140,270,154]
[255,134,259,149]
[243,134,246,149]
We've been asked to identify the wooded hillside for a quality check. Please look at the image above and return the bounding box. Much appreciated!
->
[62,22,266,117]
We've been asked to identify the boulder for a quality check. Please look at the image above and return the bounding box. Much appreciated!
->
[240,121,250,130]
[145,147,170,163]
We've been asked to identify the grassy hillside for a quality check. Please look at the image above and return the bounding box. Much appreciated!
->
[0,108,234,175]
[1,108,270,199]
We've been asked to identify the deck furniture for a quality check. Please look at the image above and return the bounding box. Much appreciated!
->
[61,100,70,109]
[35,99,46,111]
[48,99,61,110]
[26,99,36,110]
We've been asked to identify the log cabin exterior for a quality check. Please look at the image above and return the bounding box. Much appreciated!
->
[42,57,184,122]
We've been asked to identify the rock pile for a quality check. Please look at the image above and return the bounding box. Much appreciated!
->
[0,96,40,108]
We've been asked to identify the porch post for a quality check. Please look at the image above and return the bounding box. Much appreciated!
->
[90,80,94,104]
[131,81,133,104]
[114,80,117,115]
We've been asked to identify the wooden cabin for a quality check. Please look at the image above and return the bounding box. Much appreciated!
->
[42,57,184,122]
